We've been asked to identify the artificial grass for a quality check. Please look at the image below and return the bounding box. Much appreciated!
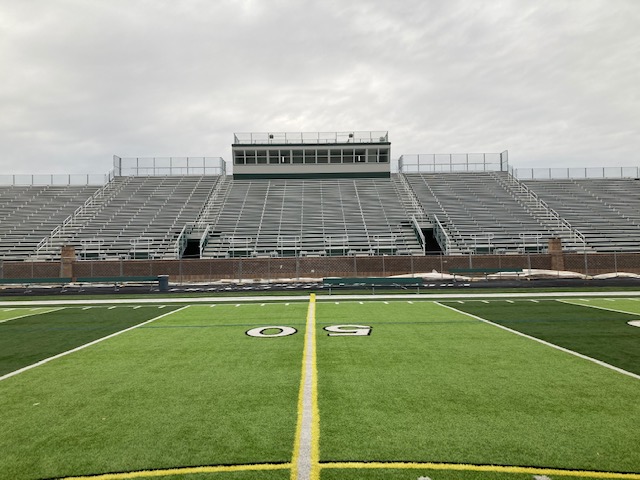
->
[316,301,640,473]
[0,305,182,376]
[0,303,306,480]
[0,306,60,322]
[444,299,640,374]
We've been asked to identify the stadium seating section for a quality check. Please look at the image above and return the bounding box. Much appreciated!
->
[1,172,639,260]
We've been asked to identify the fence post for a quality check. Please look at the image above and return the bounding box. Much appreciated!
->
[614,251,618,275]
[583,251,589,276]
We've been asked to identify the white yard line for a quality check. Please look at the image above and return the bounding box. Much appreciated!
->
[0,306,190,382]
[1,290,640,307]
[0,307,64,324]
[435,302,640,381]
[558,299,640,317]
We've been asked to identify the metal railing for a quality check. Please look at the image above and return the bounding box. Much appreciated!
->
[112,156,226,177]
[501,171,587,250]
[233,131,389,145]
[398,151,508,173]
[34,177,131,258]
[410,216,426,255]
[395,173,428,220]
[510,166,640,180]
[432,215,452,255]
[0,173,111,186]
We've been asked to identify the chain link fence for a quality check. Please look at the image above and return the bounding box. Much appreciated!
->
[2,251,640,283]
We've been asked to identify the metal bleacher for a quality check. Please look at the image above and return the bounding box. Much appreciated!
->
[0,184,98,259]
[35,175,219,260]
[522,178,640,252]
[198,177,423,258]
[402,171,587,254]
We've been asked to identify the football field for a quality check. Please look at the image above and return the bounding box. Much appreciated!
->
[1,294,639,480]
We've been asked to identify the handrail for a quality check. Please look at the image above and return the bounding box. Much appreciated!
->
[411,215,426,255]
[196,176,229,228]
[34,176,128,256]
[500,171,587,249]
[395,173,427,219]
[432,214,451,255]
[199,225,211,257]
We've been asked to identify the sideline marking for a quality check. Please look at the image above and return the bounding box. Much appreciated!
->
[61,462,291,479]
[436,302,640,380]
[291,293,319,480]
[559,299,640,317]
[0,307,63,324]
[319,461,640,479]
[0,306,190,382]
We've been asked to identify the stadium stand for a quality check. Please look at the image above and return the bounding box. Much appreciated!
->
[197,177,423,258]
[401,171,588,254]
[521,178,640,252]
[0,134,639,264]
[35,175,219,260]
[0,185,97,259]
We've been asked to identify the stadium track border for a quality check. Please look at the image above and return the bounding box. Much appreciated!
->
[1,290,640,306]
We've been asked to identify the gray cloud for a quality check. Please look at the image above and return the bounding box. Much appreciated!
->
[0,0,638,175]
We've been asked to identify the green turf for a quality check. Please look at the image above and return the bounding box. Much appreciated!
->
[0,306,60,322]
[3,297,640,480]
[566,297,640,315]
[442,299,640,374]
[0,303,306,480]
[0,305,184,376]
[316,301,640,473]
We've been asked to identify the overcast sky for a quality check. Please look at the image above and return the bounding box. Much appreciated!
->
[1,0,639,176]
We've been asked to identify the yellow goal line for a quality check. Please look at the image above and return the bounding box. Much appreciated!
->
[61,462,291,480]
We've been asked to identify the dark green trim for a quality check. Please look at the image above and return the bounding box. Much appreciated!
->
[233,172,391,180]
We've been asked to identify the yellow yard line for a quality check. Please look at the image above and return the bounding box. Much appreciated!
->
[320,461,640,479]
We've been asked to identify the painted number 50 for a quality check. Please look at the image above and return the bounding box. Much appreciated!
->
[246,325,371,338]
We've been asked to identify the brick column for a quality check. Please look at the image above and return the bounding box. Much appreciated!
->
[61,245,76,280]
[548,238,565,271]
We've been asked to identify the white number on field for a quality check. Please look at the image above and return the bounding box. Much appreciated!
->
[324,324,371,336]
[246,324,371,337]
[245,326,298,338]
